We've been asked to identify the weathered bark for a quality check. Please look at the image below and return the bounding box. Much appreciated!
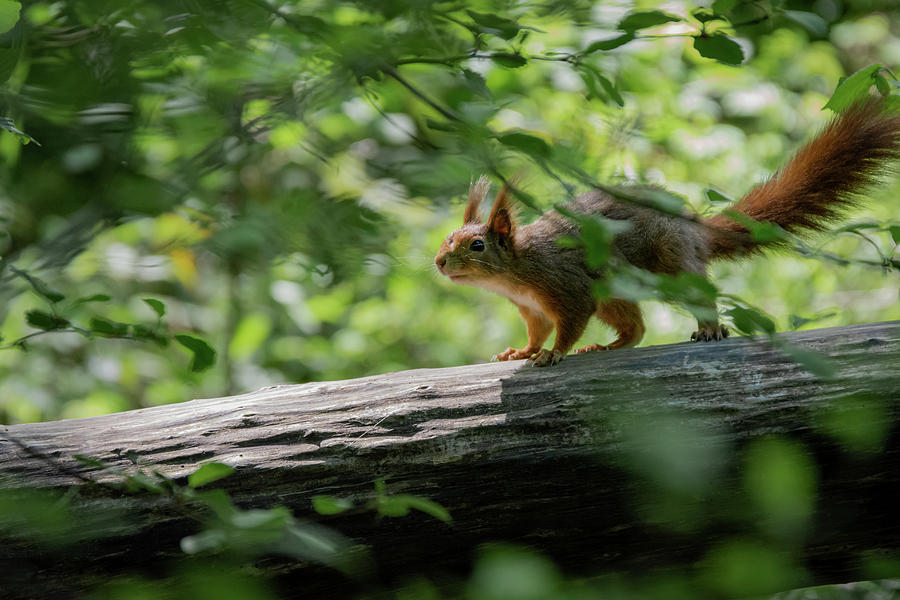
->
[1,321,899,598]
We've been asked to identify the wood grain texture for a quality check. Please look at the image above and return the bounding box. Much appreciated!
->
[1,321,899,598]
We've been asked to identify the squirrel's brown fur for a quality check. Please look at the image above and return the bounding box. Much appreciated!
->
[434,99,900,366]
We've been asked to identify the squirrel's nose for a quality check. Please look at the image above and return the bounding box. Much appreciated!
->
[435,256,446,268]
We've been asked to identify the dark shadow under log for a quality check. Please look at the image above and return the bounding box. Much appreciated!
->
[1,321,899,598]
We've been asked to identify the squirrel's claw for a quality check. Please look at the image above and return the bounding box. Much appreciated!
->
[691,324,729,342]
[529,348,564,367]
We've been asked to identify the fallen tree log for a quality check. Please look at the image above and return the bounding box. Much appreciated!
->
[1,321,899,598]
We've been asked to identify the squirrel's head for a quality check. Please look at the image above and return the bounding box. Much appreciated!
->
[434,176,518,285]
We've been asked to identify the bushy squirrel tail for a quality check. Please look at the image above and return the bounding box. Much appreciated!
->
[705,98,900,260]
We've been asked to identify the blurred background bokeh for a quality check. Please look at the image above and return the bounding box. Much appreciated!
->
[1,0,899,423]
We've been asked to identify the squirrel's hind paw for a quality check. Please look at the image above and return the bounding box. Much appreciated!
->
[574,343,610,354]
[691,324,729,342]
[529,349,565,367]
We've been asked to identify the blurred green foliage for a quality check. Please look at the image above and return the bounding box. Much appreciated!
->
[1,0,899,423]
[1,1,900,595]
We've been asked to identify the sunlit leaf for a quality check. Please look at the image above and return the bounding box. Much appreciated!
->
[824,64,881,112]
[0,0,21,35]
[312,495,354,515]
[228,312,272,360]
[705,188,734,205]
[188,462,235,488]
[398,495,452,523]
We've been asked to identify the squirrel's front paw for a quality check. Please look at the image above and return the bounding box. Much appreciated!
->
[529,348,565,367]
[691,324,729,342]
[493,346,538,361]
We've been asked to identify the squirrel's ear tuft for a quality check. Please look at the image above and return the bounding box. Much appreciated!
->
[487,179,518,242]
[464,175,491,224]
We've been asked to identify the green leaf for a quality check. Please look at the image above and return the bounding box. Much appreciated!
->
[180,529,226,554]
[124,470,167,495]
[833,221,881,234]
[595,73,624,107]
[889,225,900,245]
[748,221,786,242]
[618,10,681,33]
[312,495,354,515]
[188,462,236,488]
[824,64,881,112]
[229,312,272,360]
[424,118,456,132]
[693,34,744,65]
[131,324,167,346]
[13,268,64,302]
[789,312,836,330]
[0,0,21,35]
[783,10,828,37]
[0,117,39,145]
[175,333,217,372]
[777,341,838,379]
[489,52,527,69]
[0,47,20,85]
[497,132,552,158]
[875,73,890,96]
[725,306,776,335]
[397,495,452,523]
[142,298,166,318]
[705,188,734,205]
[26,310,68,331]
[692,9,721,24]
[585,33,635,53]
[72,454,112,470]
[75,294,111,304]
[466,10,519,40]
[191,489,237,520]
[90,318,129,336]
[461,68,491,98]
[376,495,410,517]
[712,0,737,12]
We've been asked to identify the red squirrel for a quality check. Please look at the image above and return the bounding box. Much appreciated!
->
[434,99,900,366]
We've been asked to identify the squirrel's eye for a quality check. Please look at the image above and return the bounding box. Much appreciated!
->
[470,240,485,252]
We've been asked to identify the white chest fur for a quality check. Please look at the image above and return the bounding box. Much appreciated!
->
[475,279,546,315]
